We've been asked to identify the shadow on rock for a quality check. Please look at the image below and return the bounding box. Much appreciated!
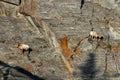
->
[0,61,44,80]
[79,53,99,80]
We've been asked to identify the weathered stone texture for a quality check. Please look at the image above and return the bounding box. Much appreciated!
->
[0,0,120,80]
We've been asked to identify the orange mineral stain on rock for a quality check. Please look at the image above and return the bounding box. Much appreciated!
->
[60,36,73,60]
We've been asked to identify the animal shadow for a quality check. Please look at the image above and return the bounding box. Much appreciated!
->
[79,53,99,80]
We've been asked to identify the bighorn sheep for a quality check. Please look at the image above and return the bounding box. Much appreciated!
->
[89,28,104,40]
[15,42,32,56]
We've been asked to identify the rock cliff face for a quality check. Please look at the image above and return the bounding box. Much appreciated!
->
[0,0,120,80]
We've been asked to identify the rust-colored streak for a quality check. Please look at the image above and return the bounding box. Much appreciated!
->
[60,36,68,49]
[64,48,73,60]
[60,36,73,60]
[112,43,120,53]
[60,36,74,73]
[112,47,120,53]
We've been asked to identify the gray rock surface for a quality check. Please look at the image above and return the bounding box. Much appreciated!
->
[0,0,120,80]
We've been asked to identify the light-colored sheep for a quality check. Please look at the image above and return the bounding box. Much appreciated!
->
[15,42,32,55]
[89,28,104,40]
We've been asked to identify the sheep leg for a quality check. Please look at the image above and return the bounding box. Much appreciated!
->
[27,53,31,60]
[27,48,32,60]
[28,49,30,56]
[89,35,92,39]
[28,48,32,56]
[93,36,95,39]
[22,49,25,55]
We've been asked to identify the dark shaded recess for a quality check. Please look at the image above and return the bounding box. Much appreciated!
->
[0,61,45,80]
[80,0,85,9]
[79,53,99,80]
[19,0,21,5]
[0,0,20,6]
[13,66,44,80]
[80,0,85,14]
